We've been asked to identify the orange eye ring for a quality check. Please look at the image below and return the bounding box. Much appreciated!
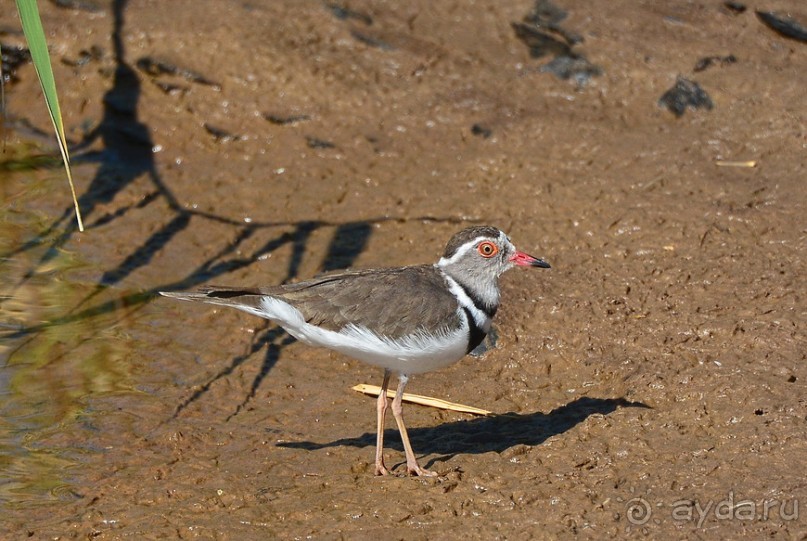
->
[477,241,498,258]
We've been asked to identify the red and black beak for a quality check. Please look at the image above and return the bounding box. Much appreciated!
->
[510,251,551,268]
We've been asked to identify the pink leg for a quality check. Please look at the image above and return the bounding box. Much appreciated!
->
[391,375,437,477]
[374,371,392,476]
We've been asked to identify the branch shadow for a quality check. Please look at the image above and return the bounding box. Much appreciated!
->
[170,326,290,420]
[0,0,478,420]
[169,219,373,419]
[278,397,650,468]
[2,0,189,300]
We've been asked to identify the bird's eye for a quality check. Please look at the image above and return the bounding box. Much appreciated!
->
[477,241,498,258]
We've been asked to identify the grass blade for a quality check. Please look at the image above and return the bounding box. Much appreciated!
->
[15,0,84,231]
[1,43,6,151]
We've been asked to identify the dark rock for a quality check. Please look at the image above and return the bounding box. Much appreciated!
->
[1,44,31,84]
[540,55,602,84]
[756,11,807,43]
[512,1,601,85]
[511,21,572,59]
[471,124,492,138]
[723,1,746,14]
[349,30,394,51]
[204,124,241,143]
[524,0,568,27]
[50,0,103,12]
[659,77,714,117]
[61,45,104,68]
[264,113,311,126]
[324,2,373,26]
[693,54,737,72]
[306,136,336,149]
[135,57,221,89]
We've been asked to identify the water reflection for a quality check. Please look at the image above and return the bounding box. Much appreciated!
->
[0,171,136,507]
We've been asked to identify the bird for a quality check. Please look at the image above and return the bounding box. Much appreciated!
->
[160,225,550,476]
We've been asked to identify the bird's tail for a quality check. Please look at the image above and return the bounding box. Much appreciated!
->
[159,286,265,314]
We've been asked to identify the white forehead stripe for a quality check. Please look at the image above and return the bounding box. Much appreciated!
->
[437,231,509,267]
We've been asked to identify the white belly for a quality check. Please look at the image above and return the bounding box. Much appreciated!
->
[236,297,471,375]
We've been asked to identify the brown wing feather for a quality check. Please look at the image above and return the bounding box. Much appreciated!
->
[267,265,464,338]
[162,266,464,340]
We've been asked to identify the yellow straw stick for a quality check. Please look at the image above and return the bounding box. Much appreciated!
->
[352,384,491,416]
[715,160,757,168]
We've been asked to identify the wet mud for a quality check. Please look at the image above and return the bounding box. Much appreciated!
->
[1,0,805,539]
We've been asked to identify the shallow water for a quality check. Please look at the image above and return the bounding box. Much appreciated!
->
[0,172,131,507]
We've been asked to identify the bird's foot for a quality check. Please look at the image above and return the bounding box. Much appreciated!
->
[407,463,438,477]
[374,461,391,476]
